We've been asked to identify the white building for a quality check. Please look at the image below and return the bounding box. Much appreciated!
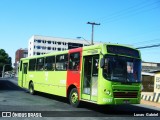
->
[28,35,97,57]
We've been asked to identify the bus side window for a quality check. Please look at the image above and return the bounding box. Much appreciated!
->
[45,56,55,71]
[56,54,68,71]
[69,52,80,71]
[29,59,36,71]
[36,58,44,71]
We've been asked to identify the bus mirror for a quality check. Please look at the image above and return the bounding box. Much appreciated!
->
[100,58,105,68]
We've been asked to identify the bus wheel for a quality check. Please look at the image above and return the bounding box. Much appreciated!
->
[69,88,80,107]
[29,82,35,95]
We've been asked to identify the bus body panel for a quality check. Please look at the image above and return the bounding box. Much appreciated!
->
[53,71,67,97]
[97,78,141,104]
[67,47,82,98]
[26,69,67,97]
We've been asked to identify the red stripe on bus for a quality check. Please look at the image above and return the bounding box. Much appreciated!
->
[66,47,82,98]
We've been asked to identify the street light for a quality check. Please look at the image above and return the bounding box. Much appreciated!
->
[2,64,11,78]
[76,37,91,45]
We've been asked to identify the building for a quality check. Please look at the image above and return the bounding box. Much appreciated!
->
[15,48,28,64]
[142,72,155,92]
[28,35,98,57]
[141,71,160,103]
[142,70,160,93]
[153,70,160,93]
[142,62,160,72]
[141,62,160,92]
[14,48,28,77]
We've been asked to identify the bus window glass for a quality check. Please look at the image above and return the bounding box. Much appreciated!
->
[45,56,55,71]
[56,54,68,71]
[36,58,44,71]
[69,52,80,71]
[92,57,99,76]
[103,55,141,83]
[24,63,28,74]
[20,61,22,71]
[29,59,36,71]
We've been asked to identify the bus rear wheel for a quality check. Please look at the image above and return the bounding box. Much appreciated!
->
[69,88,80,107]
[29,82,35,95]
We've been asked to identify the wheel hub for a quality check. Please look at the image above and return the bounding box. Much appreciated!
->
[71,92,78,104]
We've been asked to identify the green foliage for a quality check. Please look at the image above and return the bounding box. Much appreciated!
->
[0,49,12,77]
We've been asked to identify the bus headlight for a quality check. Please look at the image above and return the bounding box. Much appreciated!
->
[104,89,111,95]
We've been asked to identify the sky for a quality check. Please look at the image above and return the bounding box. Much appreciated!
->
[0,0,160,64]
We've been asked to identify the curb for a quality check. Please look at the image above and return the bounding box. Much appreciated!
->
[141,93,160,103]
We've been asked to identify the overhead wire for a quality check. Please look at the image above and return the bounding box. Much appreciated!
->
[95,0,160,23]
[96,0,149,22]
[93,0,160,49]
[103,3,160,23]
[136,43,160,49]
[131,38,160,45]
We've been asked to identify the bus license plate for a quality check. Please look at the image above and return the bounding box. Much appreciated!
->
[123,100,130,104]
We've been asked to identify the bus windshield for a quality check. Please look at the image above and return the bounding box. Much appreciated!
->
[103,55,141,83]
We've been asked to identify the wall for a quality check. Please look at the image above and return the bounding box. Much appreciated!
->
[154,72,160,93]
[142,75,154,92]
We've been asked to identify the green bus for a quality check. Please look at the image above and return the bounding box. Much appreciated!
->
[18,43,142,107]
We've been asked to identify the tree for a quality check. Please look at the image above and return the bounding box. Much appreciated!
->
[0,49,12,77]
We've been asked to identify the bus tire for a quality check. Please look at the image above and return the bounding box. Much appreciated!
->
[69,88,80,107]
[29,82,35,95]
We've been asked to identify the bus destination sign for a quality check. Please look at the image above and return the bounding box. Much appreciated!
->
[107,45,140,58]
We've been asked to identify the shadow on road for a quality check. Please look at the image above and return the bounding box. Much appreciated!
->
[0,80,23,91]
[32,91,69,104]
[33,91,160,116]
[79,102,160,116]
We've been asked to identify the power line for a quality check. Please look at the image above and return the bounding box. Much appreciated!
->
[97,0,160,23]
[126,28,160,42]
[95,0,148,22]
[131,38,160,45]
[103,5,159,24]
[136,43,160,49]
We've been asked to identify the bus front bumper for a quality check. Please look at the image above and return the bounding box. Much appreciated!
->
[113,98,140,104]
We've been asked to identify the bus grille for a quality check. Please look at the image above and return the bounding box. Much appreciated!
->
[113,92,138,98]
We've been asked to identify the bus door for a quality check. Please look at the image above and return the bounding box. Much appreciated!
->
[81,55,99,102]
[22,63,28,87]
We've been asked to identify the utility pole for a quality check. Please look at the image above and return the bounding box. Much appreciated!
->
[87,22,100,45]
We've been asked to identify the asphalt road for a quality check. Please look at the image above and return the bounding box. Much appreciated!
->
[0,78,159,120]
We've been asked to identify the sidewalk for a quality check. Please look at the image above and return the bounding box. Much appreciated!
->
[141,99,160,108]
